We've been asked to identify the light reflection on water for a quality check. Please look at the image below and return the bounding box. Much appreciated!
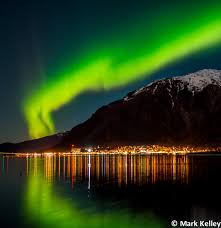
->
[28,154,190,185]
[1,153,221,228]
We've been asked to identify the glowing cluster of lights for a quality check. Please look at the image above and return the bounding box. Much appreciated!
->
[3,144,219,158]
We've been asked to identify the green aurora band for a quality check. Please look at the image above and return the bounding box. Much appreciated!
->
[23,5,221,138]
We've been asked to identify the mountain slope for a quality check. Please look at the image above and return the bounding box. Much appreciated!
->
[0,134,64,152]
[1,69,221,152]
[61,69,221,146]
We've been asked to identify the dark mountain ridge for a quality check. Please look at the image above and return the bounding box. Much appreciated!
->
[1,69,221,152]
[0,134,64,152]
[61,69,221,146]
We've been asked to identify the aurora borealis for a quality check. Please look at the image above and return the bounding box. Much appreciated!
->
[1,0,221,141]
[23,2,221,138]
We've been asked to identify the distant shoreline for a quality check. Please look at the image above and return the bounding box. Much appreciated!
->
[0,147,221,156]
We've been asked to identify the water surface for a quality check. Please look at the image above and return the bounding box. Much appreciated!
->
[0,153,221,228]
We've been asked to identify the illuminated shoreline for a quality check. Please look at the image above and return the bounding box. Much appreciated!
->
[0,145,220,157]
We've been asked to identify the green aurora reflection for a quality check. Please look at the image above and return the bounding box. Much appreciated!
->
[23,3,221,138]
[24,166,163,228]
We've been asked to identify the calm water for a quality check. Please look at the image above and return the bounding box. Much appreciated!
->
[0,153,221,228]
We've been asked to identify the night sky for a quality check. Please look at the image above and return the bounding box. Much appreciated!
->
[1,0,221,143]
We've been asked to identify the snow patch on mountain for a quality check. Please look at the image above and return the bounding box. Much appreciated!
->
[174,69,221,92]
[124,69,221,101]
